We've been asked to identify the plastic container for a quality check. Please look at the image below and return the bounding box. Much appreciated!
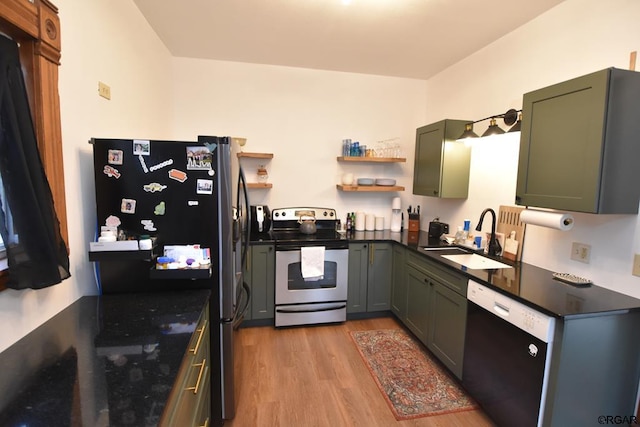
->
[156,256,174,270]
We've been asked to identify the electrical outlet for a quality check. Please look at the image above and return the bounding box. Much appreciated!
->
[98,81,111,100]
[633,254,640,277]
[570,242,591,264]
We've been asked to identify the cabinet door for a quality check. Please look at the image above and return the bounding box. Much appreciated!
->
[249,245,275,319]
[427,281,467,380]
[516,70,608,212]
[405,265,430,344]
[413,119,470,198]
[391,244,407,320]
[517,68,640,213]
[367,243,392,312]
[347,243,369,313]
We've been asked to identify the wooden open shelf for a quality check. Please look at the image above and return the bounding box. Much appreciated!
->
[337,156,406,163]
[247,183,273,189]
[337,184,405,192]
[237,152,274,159]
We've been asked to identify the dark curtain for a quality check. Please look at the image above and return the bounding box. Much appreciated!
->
[0,35,70,289]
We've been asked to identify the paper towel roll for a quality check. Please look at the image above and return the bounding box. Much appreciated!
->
[520,209,574,231]
[355,211,365,231]
[365,214,375,231]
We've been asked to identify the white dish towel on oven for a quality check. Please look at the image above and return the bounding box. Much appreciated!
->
[301,246,325,281]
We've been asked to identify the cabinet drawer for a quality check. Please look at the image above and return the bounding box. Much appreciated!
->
[407,252,467,296]
[160,303,211,426]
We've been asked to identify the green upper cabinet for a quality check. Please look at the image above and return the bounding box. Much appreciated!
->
[516,68,640,214]
[413,119,471,198]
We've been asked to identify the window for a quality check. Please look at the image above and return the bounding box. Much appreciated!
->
[0,1,67,291]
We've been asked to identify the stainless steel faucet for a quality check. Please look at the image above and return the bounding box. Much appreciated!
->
[475,208,502,257]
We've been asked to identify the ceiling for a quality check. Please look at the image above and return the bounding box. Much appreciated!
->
[133,0,565,80]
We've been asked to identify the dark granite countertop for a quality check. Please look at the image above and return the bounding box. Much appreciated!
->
[251,228,640,318]
[0,290,210,427]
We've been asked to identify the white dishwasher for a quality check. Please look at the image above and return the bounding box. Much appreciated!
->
[462,280,556,427]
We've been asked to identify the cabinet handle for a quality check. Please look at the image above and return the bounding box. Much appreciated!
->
[189,320,207,354]
[268,246,272,252]
[370,244,374,265]
[185,359,207,395]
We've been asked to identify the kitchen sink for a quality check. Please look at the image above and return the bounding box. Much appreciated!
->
[421,246,468,252]
[440,253,512,270]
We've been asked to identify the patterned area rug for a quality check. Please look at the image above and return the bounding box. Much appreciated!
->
[350,329,477,421]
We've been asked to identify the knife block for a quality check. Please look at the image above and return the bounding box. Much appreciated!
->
[408,214,420,232]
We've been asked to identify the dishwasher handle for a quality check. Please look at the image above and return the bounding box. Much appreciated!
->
[493,302,510,317]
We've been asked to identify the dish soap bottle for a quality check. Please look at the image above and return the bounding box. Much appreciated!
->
[454,226,464,244]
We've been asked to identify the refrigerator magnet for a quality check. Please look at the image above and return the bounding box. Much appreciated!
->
[141,219,157,231]
[186,146,213,171]
[139,155,149,173]
[149,159,173,172]
[133,140,150,156]
[196,179,213,195]
[103,165,121,179]
[108,150,123,165]
[121,198,136,214]
[105,215,121,227]
[168,168,187,182]
[143,182,167,193]
[154,201,166,215]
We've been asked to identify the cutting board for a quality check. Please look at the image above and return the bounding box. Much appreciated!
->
[496,205,525,262]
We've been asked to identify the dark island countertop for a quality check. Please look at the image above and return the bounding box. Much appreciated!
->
[250,228,640,318]
[0,290,210,427]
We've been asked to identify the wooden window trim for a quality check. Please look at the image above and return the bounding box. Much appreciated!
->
[0,0,67,290]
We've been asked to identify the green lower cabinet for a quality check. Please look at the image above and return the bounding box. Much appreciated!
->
[347,242,392,313]
[347,243,369,313]
[367,243,392,312]
[427,280,467,380]
[246,244,275,320]
[391,245,407,320]
[404,264,430,343]
[400,250,467,379]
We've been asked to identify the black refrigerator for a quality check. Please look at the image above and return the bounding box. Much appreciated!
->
[90,135,250,425]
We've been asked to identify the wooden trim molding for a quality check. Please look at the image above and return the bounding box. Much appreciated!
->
[0,0,68,249]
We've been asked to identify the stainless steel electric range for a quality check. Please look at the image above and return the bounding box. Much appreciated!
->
[270,207,348,327]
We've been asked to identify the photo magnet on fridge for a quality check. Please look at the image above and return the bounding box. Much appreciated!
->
[196,179,213,195]
[133,140,150,156]
[186,146,212,171]
[108,150,123,165]
[121,198,136,214]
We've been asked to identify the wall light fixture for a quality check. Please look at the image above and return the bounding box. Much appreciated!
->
[457,108,521,141]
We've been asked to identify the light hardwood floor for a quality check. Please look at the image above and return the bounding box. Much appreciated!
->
[226,316,495,426]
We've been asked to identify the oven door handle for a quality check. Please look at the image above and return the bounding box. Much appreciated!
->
[276,304,347,314]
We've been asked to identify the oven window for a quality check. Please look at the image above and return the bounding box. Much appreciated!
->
[287,261,337,290]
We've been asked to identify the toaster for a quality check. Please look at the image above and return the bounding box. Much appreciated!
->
[428,220,449,238]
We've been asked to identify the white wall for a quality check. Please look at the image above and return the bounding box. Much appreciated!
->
[422,0,640,298]
[0,0,174,352]
[169,58,428,225]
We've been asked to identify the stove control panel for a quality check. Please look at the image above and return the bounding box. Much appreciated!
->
[272,207,336,221]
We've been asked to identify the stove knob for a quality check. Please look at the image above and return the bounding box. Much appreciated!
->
[323,211,328,217]
[329,211,334,217]
[281,211,286,217]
